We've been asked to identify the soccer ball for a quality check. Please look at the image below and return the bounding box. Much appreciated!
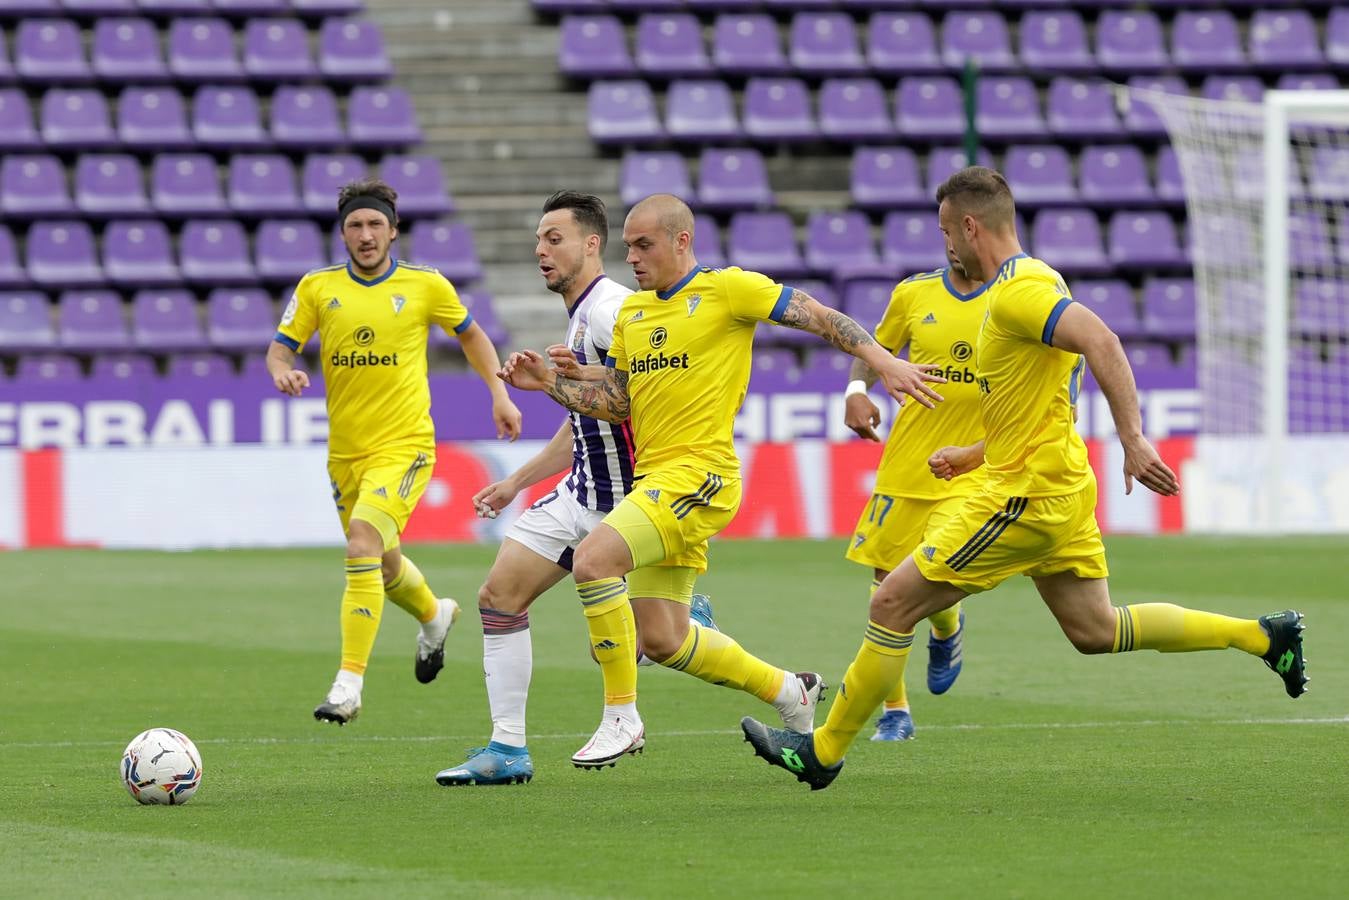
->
[120,728,203,805]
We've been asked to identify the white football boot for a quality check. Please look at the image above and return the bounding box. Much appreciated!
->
[571,715,646,769]
[775,672,827,734]
[313,679,361,725]
[415,598,461,684]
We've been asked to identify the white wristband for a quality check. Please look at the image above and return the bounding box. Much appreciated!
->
[845,379,868,398]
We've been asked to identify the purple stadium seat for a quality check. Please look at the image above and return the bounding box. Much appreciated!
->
[1277,74,1339,92]
[743,77,815,141]
[895,76,963,141]
[347,86,421,148]
[58,289,131,351]
[244,18,317,81]
[1202,75,1263,104]
[455,290,507,345]
[0,291,55,350]
[1172,11,1244,73]
[713,14,788,76]
[588,80,664,144]
[881,211,945,273]
[866,13,941,75]
[1192,216,1257,265]
[168,18,242,82]
[1123,75,1185,137]
[303,154,366,214]
[750,347,799,390]
[1308,147,1349,202]
[1109,211,1185,271]
[818,77,891,141]
[180,220,255,284]
[15,353,83,384]
[380,155,454,218]
[229,154,301,217]
[1033,209,1108,275]
[805,211,878,277]
[92,17,167,82]
[1018,10,1092,75]
[1121,342,1187,391]
[91,353,157,382]
[1003,145,1076,206]
[692,213,724,268]
[27,221,103,288]
[193,86,266,149]
[1080,145,1153,206]
[620,151,691,206]
[975,77,1043,140]
[117,86,192,150]
[795,347,855,388]
[1096,10,1166,73]
[1293,280,1349,339]
[1156,146,1184,205]
[270,85,342,149]
[559,15,634,79]
[1047,78,1121,139]
[104,219,180,287]
[151,153,226,217]
[1248,10,1322,70]
[254,219,324,283]
[636,13,711,77]
[0,225,27,288]
[666,79,741,141]
[1329,9,1349,68]
[0,90,42,151]
[1290,212,1335,271]
[942,11,1014,71]
[167,352,234,380]
[839,281,894,338]
[133,289,207,349]
[1140,278,1196,340]
[727,211,807,279]
[15,19,91,83]
[925,145,994,198]
[318,17,393,82]
[789,12,865,75]
[2,155,73,216]
[206,287,273,349]
[851,146,924,210]
[40,88,114,149]
[698,147,771,211]
[408,220,483,284]
[1073,280,1142,338]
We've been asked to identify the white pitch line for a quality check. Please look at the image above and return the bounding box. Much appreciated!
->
[3,716,1345,751]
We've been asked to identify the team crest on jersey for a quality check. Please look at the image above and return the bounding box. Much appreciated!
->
[391,294,406,315]
[281,295,299,325]
[572,321,587,351]
[326,297,342,311]
[645,489,661,503]
[686,294,701,317]
[921,312,937,325]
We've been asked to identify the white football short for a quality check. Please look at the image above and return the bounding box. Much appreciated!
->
[504,480,608,571]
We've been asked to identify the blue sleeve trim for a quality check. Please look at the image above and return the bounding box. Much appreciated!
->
[768,284,793,323]
[604,355,618,368]
[273,332,301,352]
[453,312,475,334]
[1042,297,1073,345]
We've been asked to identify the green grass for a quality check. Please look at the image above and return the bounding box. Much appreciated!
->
[1,537,1345,898]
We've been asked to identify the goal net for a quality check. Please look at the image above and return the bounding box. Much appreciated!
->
[1124,87,1349,533]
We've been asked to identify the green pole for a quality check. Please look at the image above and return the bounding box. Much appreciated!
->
[962,58,978,166]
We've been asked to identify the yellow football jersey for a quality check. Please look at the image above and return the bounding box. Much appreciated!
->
[275,260,472,460]
[872,267,989,499]
[976,254,1090,497]
[606,266,791,477]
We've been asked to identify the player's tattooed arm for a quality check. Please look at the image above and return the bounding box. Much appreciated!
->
[546,367,631,423]
[779,288,879,355]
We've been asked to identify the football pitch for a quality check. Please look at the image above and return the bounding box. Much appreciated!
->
[1,537,1345,898]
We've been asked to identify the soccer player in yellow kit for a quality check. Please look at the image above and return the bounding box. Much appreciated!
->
[499,194,945,767]
[744,167,1309,790]
[266,177,523,725]
[842,249,986,741]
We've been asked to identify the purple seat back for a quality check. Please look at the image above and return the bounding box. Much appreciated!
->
[1003,144,1076,205]
[851,146,923,210]
[0,89,41,151]
[727,211,806,279]
[942,11,1014,71]
[698,147,771,211]
[1156,146,1184,205]
[974,77,1043,139]
[193,86,266,148]
[92,17,167,82]
[1,153,73,216]
[1172,11,1244,71]
[588,80,663,144]
[636,13,711,77]
[59,289,130,351]
[925,145,994,198]
[40,87,114,149]
[117,86,192,149]
[133,289,207,348]
[347,86,422,148]
[1140,278,1196,340]
[1080,145,1153,205]
[620,151,692,207]
[167,352,234,380]
[271,86,343,149]
[1073,280,1142,338]
[92,352,158,381]
[229,154,301,217]
[180,220,255,284]
[318,17,393,81]
[1249,10,1322,69]
[409,220,483,284]
[895,76,963,140]
[1202,75,1263,104]
[665,79,740,141]
[16,19,91,83]
[559,15,634,79]
[0,291,56,350]
[805,211,877,276]
[16,353,83,384]
[169,18,242,82]
[1109,211,1185,270]
[1123,76,1185,137]
[819,77,892,141]
[1032,209,1108,274]
[867,13,940,75]
[713,13,787,76]
[692,214,724,268]
[303,154,367,214]
[881,211,945,273]
[842,279,894,334]
[1096,10,1167,72]
[75,154,150,217]
[152,153,226,216]
[743,77,814,141]
[1293,280,1349,338]
[379,155,453,218]
[28,220,103,287]
[1019,11,1092,74]
[206,287,274,349]
[789,12,865,75]
[243,17,317,80]
[104,219,180,286]
[253,220,321,282]
[1047,78,1121,139]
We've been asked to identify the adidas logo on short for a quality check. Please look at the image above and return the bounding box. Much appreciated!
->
[645,489,661,502]
[854,533,866,548]
[372,487,387,498]
[922,546,937,560]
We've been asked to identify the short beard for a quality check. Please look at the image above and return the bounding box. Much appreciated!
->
[349,247,389,276]
[546,265,580,296]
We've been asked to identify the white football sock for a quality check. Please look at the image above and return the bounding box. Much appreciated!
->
[484,627,532,748]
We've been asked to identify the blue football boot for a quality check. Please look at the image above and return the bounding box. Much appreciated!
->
[927,610,964,695]
[690,593,719,631]
[435,742,534,786]
[869,708,915,742]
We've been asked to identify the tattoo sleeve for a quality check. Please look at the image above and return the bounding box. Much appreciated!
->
[778,288,878,355]
[546,367,631,423]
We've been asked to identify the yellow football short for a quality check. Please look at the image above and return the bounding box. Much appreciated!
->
[603,465,741,575]
[912,478,1108,594]
[845,492,970,573]
[327,445,435,551]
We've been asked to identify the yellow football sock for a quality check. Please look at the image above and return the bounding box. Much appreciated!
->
[577,578,638,705]
[660,623,787,702]
[870,578,909,711]
[1113,603,1270,655]
[385,555,438,623]
[928,600,961,639]
[814,621,913,767]
[339,557,384,675]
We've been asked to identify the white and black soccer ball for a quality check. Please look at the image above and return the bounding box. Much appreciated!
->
[120,728,203,806]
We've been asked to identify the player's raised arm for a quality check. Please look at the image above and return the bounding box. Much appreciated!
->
[498,349,631,423]
[457,320,524,441]
[1049,302,1179,497]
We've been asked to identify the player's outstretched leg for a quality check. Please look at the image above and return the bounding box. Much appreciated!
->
[926,606,964,695]
[315,553,384,725]
[385,555,460,684]
[436,743,534,786]
[741,717,843,791]
[866,576,915,742]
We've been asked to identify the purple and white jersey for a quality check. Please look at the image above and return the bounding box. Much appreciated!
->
[563,275,636,513]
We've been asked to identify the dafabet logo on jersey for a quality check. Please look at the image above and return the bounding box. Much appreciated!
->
[331,325,400,367]
[630,325,691,374]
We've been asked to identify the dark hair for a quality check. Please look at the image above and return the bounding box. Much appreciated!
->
[935,166,1015,229]
[542,190,609,252]
[337,177,398,228]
